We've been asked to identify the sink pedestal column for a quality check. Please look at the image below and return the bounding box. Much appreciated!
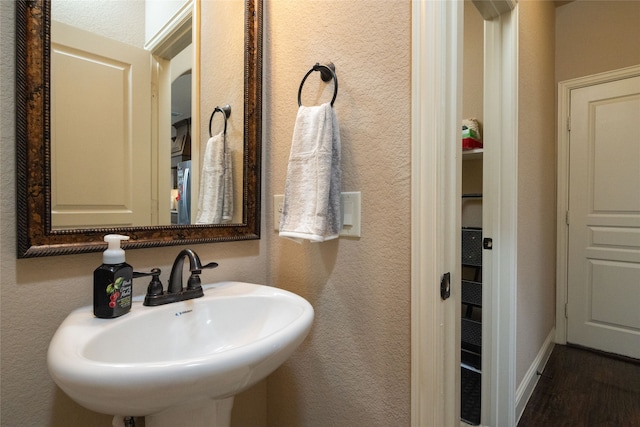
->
[143,397,234,427]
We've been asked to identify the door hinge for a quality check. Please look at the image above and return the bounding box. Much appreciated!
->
[564,303,568,318]
[567,116,571,132]
[565,210,570,226]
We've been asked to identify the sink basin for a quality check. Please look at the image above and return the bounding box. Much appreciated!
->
[47,281,313,423]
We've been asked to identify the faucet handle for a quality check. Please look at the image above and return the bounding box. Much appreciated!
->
[146,272,164,297]
[186,262,218,291]
[134,268,164,297]
[133,268,161,279]
[201,262,219,270]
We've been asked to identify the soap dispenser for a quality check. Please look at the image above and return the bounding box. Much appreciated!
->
[94,234,133,318]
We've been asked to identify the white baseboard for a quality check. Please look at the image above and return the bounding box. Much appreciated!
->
[515,327,555,423]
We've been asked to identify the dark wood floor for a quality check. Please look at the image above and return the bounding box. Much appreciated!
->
[518,344,640,427]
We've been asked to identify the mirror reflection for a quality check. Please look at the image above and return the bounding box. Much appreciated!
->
[50,0,243,228]
[196,0,245,226]
[16,0,261,258]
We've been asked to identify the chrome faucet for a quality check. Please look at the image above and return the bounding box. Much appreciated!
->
[141,249,218,306]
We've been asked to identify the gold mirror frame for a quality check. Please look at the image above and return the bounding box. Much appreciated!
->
[16,0,262,258]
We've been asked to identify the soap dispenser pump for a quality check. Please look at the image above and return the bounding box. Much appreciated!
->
[94,234,133,318]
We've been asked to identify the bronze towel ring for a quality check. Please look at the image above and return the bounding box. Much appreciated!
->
[297,62,338,107]
[208,104,231,137]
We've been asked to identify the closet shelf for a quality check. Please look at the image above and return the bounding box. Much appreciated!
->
[462,148,483,160]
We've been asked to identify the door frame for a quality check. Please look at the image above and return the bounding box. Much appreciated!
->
[149,0,199,226]
[482,7,519,426]
[411,2,518,426]
[555,64,640,345]
[411,1,462,425]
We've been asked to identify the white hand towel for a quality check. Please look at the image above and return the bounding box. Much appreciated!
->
[195,132,233,224]
[221,150,233,222]
[279,102,341,242]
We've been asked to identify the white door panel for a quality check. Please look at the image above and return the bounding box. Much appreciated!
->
[591,98,640,212]
[567,74,640,359]
[51,21,152,228]
[589,260,640,329]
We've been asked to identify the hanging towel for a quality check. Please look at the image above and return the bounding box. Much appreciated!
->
[195,131,233,224]
[221,149,234,222]
[279,102,341,242]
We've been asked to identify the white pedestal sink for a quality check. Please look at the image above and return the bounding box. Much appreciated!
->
[47,282,314,427]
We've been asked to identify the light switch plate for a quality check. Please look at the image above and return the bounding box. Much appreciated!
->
[273,192,361,238]
[339,191,361,237]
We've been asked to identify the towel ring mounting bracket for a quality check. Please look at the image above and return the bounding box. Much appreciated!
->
[208,104,231,137]
[298,62,338,107]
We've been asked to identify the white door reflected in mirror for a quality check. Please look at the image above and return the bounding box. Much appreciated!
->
[51,21,152,229]
[50,0,245,229]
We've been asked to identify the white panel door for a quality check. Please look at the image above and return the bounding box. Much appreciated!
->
[51,22,152,228]
[567,75,640,359]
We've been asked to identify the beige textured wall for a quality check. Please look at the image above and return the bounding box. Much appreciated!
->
[463,1,485,125]
[264,0,412,425]
[1,4,267,427]
[516,0,557,386]
[556,0,640,83]
[51,0,145,48]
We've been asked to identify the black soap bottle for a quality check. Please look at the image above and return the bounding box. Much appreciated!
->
[94,234,133,318]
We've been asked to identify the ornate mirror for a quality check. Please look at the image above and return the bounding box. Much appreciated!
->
[16,0,262,257]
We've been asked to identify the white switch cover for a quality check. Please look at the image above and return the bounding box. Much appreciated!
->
[273,192,361,238]
[339,191,361,237]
